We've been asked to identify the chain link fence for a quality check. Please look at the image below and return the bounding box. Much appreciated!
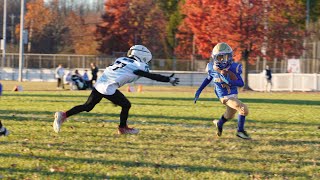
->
[1,53,320,73]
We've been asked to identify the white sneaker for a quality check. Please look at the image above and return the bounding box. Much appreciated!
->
[53,111,66,133]
[0,127,9,136]
[213,120,223,137]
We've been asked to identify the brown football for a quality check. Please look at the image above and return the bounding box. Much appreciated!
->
[221,70,238,80]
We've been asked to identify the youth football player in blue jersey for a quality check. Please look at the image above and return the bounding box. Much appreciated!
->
[194,42,251,139]
[53,45,179,134]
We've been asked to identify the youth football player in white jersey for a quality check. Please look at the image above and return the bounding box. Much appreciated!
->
[53,45,179,134]
[194,42,251,139]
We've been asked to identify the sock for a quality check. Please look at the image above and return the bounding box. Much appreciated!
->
[119,123,127,128]
[119,107,130,128]
[218,115,228,127]
[237,114,246,132]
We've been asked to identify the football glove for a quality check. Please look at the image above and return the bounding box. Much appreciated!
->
[169,73,179,86]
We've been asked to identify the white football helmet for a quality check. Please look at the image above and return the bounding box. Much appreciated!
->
[211,42,233,70]
[127,45,152,63]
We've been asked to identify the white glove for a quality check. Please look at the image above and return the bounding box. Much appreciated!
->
[169,73,179,86]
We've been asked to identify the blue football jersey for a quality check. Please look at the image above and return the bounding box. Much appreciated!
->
[206,62,243,98]
[95,57,149,95]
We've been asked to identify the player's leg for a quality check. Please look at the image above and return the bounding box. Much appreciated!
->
[213,97,237,136]
[104,90,138,134]
[225,97,250,139]
[213,102,237,137]
[57,78,61,88]
[268,80,272,92]
[61,78,65,89]
[0,121,9,136]
[53,88,103,133]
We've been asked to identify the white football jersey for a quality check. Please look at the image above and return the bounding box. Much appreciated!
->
[95,57,149,95]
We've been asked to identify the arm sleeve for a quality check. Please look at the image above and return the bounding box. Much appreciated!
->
[230,78,244,87]
[230,64,244,87]
[133,70,170,82]
[196,75,213,94]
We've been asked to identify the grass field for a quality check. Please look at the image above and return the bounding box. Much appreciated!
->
[0,81,319,179]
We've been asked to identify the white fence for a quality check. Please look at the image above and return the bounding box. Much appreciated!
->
[0,68,319,92]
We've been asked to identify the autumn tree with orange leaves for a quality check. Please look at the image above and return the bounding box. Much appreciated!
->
[96,0,168,58]
[265,1,305,60]
[17,0,52,52]
[177,0,305,89]
[66,12,99,55]
[16,0,98,54]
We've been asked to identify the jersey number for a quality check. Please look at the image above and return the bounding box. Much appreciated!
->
[111,61,127,71]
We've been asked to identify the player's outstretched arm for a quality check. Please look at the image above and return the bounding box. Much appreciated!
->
[133,70,179,86]
[194,75,213,104]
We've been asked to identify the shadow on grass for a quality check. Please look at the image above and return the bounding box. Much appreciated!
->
[4,93,89,98]
[5,92,320,106]
[0,153,311,178]
[249,119,319,126]
[0,167,151,179]
[132,97,320,106]
[1,109,319,127]
[216,156,317,173]
[268,139,320,146]
[0,109,212,124]
[0,110,55,122]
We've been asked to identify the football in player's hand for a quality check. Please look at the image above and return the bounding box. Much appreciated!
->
[221,70,238,80]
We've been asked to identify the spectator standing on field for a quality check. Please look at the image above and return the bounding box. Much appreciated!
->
[264,65,272,92]
[90,62,99,85]
[55,64,65,89]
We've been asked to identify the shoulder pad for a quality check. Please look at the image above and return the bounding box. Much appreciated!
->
[206,62,214,73]
[229,62,242,74]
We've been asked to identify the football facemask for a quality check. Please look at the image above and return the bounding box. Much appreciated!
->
[212,53,233,70]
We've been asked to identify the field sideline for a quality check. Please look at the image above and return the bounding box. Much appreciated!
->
[0,81,319,179]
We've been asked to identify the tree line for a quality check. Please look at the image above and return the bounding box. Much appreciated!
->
[1,0,320,61]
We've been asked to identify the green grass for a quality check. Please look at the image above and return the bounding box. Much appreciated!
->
[0,82,319,179]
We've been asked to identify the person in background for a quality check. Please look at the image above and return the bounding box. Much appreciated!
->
[83,70,89,82]
[64,71,73,85]
[55,64,65,89]
[71,70,88,90]
[90,62,99,86]
[83,70,92,89]
[0,121,9,137]
[0,83,8,136]
[264,65,272,92]
[74,69,83,79]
